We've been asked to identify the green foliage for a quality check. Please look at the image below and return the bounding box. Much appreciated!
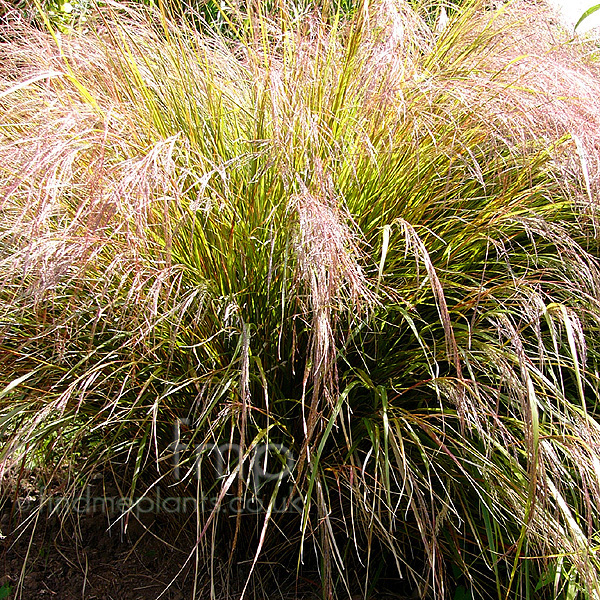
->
[42,0,90,29]
[2,0,600,598]
[576,4,600,30]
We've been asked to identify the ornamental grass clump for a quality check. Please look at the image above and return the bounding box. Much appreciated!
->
[3,0,600,597]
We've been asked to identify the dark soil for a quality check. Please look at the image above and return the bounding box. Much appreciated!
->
[0,470,207,600]
[0,470,324,600]
[1,470,408,600]
[1,502,199,599]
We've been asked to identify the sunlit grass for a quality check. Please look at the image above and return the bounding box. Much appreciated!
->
[2,0,600,598]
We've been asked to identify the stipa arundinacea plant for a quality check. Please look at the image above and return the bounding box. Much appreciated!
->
[2,0,600,598]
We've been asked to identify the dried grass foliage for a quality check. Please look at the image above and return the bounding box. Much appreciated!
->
[3,0,600,597]
[438,1,600,197]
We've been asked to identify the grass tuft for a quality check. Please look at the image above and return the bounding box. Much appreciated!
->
[3,0,600,598]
